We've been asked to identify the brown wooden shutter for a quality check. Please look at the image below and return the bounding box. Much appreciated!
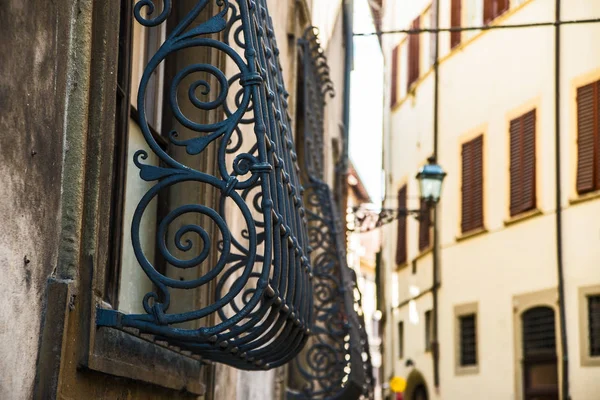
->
[450,0,462,49]
[391,45,400,107]
[461,141,474,233]
[576,82,597,194]
[471,136,484,230]
[407,17,420,90]
[462,136,484,233]
[509,117,523,216]
[510,110,536,216]
[498,0,510,16]
[395,185,408,265]
[483,0,493,24]
[418,198,431,251]
[521,110,536,212]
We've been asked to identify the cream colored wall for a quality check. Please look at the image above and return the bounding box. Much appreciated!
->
[381,0,600,399]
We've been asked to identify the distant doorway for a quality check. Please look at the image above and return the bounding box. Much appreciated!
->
[412,384,428,400]
[521,306,559,400]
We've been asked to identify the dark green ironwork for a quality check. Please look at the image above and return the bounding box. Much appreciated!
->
[97,0,313,370]
[286,27,374,400]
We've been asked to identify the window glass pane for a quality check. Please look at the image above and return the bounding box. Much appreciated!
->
[118,120,158,314]
[527,363,558,389]
[589,295,600,356]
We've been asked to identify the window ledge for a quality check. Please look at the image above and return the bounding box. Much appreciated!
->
[581,356,600,367]
[504,208,543,227]
[456,227,487,242]
[88,325,206,395]
[414,247,433,262]
[455,365,480,376]
[570,190,600,206]
[396,261,409,271]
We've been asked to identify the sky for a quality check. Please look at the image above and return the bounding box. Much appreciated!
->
[349,0,384,203]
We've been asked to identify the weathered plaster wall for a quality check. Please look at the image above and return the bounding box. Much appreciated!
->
[0,1,69,398]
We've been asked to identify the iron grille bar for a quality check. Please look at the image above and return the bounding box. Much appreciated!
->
[97,0,313,370]
[286,27,374,400]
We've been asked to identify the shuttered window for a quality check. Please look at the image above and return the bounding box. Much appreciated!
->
[576,81,600,195]
[398,321,405,359]
[425,310,433,352]
[418,198,431,251]
[509,109,536,216]
[450,0,462,49]
[396,185,408,265]
[589,295,600,357]
[407,17,420,90]
[390,44,400,107]
[483,0,510,24]
[461,135,484,233]
[459,314,477,366]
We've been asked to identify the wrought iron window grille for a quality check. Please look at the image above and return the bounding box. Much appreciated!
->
[286,27,374,400]
[96,0,314,370]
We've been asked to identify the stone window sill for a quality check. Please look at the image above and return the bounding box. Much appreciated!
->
[504,208,543,227]
[570,190,600,206]
[456,227,487,243]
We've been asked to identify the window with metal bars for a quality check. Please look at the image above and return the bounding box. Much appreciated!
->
[396,185,407,264]
[483,0,509,24]
[407,16,420,90]
[509,109,536,217]
[459,314,477,366]
[589,295,600,357]
[522,307,556,356]
[461,135,484,233]
[576,80,600,195]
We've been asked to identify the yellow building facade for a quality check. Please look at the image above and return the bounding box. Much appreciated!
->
[379,0,600,399]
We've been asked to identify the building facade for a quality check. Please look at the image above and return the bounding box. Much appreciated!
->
[0,1,373,399]
[378,0,600,399]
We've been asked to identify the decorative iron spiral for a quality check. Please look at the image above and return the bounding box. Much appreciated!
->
[97,0,313,370]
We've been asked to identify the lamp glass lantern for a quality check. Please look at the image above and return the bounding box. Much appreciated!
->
[416,158,447,205]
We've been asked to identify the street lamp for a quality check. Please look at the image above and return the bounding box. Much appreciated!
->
[416,157,447,205]
[349,157,446,233]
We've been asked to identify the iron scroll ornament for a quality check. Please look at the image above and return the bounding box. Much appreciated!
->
[97,0,314,370]
[286,28,374,399]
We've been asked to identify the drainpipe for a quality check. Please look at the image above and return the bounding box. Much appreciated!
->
[431,0,441,390]
[554,1,570,399]
[341,0,354,240]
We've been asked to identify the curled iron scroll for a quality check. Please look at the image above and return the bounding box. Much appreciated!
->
[287,28,374,399]
[97,0,313,370]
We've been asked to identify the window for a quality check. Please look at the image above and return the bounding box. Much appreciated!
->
[459,314,477,366]
[576,80,600,195]
[418,198,431,251]
[589,295,600,357]
[396,185,407,265]
[461,135,484,233]
[425,310,433,352]
[483,0,509,24]
[455,303,478,374]
[390,44,400,107]
[522,307,559,399]
[450,0,462,49]
[509,109,536,216]
[398,321,405,359]
[107,0,169,314]
[407,16,421,90]
[578,286,600,366]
